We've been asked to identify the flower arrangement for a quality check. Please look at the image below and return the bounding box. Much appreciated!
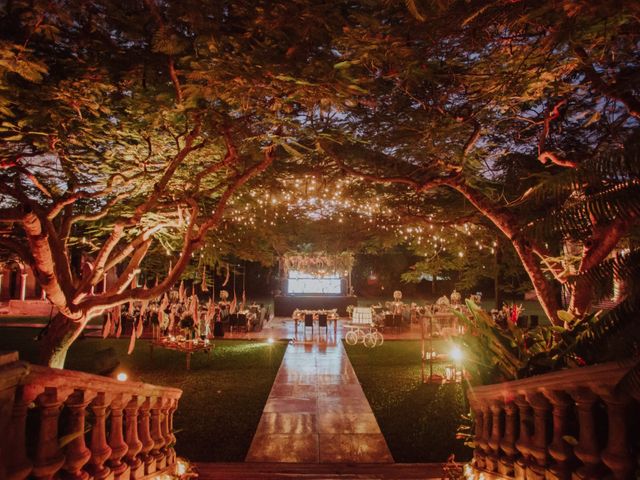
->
[283,251,354,276]
[179,314,195,337]
[504,303,524,324]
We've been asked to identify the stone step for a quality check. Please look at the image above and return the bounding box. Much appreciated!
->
[195,462,446,479]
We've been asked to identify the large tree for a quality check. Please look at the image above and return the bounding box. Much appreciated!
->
[312,0,640,324]
[0,0,287,366]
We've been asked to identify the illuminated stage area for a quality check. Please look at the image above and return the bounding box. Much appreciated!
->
[274,255,357,316]
[287,270,341,295]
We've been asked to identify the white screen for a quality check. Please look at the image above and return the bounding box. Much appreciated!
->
[287,270,341,294]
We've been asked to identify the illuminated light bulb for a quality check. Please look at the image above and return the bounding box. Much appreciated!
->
[450,346,463,363]
[116,372,128,382]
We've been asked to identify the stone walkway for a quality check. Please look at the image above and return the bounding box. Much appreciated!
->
[246,341,393,464]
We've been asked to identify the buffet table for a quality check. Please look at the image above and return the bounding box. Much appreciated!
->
[274,295,357,316]
[292,309,340,337]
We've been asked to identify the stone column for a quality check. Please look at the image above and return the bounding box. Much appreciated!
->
[4,387,33,480]
[545,390,573,480]
[61,390,93,480]
[86,393,112,480]
[20,273,28,301]
[164,399,178,466]
[124,396,144,479]
[499,400,518,477]
[480,402,492,466]
[600,393,634,480]
[571,388,602,479]
[150,399,166,470]
[528,392,551,480]
[472,405,486,469]
[514,395,533,479]
[107,396,130,480]
[32,388,65,480]
[487,399,504,472]
[137,398,156,475]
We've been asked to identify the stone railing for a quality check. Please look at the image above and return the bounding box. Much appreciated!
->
[467,361,639,480]
[0,351,182,480]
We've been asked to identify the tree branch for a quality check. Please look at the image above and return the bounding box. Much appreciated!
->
[574,45,640,119]
[537,99,578,168]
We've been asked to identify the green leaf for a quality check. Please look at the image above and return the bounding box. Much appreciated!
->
[557,310,575,325]
[333,61,353,70]
[3,134,23,141]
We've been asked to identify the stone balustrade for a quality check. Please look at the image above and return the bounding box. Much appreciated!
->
[0,351,182,480]
[466,361,639,480]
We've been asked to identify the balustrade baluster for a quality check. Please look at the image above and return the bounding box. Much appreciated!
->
[150,398,167,470]
[479,403,492,469]
[487,399,504,472]
[571,388,602,479]
[137,398,156,475]
[4,386,33,480]
[61,390,94,480]
[514,395,533,480]
[466,363,639,480]
[498,400,518,477]
[600,392,634,480]
[160,398,175,466]
[32,387,66,480]
[124,396,144,479]
[544,390,573,480]
[471,406,486,470]
[527,392,551,480]
[107,395,130,480]
[86,393,112,480]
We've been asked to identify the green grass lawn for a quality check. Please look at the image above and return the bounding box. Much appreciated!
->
[0,328,286,462]
[345,339,472,463]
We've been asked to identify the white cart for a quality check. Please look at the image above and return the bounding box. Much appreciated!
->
[344,307,384,347]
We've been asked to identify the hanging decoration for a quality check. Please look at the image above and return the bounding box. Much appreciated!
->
[283,252,354,277]
[179,280,185,303]
[222,263,230,286]
[201,266,209,292]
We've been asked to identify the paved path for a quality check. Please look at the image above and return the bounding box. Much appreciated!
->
[246,341,393,464]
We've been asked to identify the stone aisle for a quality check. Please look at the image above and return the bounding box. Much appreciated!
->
[246,340,393,463]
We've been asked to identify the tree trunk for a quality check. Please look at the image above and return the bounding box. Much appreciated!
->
[511,240,562,325]
[38,312,86,368]
[568,276,594,317]
[494,240,504,310]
